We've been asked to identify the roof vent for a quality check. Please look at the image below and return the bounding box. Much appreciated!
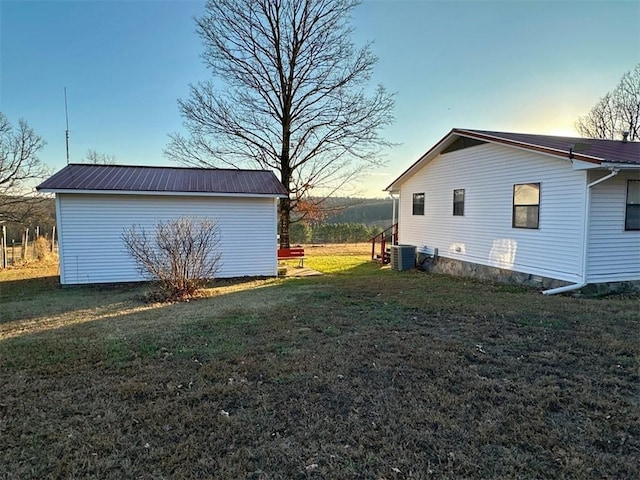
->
[622,131,629,143]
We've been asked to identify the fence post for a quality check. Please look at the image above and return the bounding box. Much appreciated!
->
[21,228,29,261]
[1,225,6,269]
[51,226,56,252]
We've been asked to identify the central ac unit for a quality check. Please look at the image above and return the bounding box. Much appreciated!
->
[390,244,416,271]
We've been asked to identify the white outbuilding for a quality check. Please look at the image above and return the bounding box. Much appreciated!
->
[37,164,288,285]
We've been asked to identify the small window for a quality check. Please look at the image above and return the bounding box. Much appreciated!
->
[412,193,425,215]
[453,189,465,216]
[513,183,540,229]
[626,180,640,230]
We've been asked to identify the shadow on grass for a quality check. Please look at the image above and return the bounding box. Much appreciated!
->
[0,272,295,342]
[0,275,61,302]
[0,275,149,327]
[0,278,296,368]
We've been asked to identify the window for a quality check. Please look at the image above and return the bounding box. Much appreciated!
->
[513,183,540,229]
[412,193,425,215]
[626,180,640,231]
[453,189,465,216]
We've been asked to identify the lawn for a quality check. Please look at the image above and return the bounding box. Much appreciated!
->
[1,246,639,479]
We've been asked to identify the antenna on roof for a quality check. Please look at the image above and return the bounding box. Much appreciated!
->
[64,87,70,165]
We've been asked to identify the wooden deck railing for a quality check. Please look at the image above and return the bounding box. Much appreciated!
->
[370,223,398,263]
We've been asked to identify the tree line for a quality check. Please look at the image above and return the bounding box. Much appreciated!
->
[290,222,382,244]
[320,198,392,226]
[2,197,56,243]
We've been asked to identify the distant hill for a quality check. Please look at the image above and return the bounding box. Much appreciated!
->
[321,197,393,228]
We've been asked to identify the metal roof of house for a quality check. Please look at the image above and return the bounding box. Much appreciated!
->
[37,164,288,197]
[455,129,640,165]
[386,128,640,191]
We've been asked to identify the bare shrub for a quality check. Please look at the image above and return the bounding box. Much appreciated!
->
[33,236,51,261]
[121,217,222,301]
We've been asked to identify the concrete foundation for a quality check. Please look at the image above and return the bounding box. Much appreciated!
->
[416,255,640,296]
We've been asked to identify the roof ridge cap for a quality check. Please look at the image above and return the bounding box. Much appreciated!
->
[67,163,274,173]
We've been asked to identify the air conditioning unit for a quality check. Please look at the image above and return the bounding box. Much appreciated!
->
[391,244,416,271]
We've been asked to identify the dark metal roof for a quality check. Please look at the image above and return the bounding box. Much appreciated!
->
[37,164,288,197]
[455,129,640,165]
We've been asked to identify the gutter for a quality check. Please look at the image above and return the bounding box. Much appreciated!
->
[36,188,288,199]
[600,162,640,170]
[542,168,619,295]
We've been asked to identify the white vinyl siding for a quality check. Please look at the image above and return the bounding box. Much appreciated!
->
[398,143,586,282]
[586,171,640,282]
[56,193,278,285]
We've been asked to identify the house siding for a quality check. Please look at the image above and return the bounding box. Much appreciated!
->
[56,193,278,285]
[398,143,586,283]
[586,171,640,282]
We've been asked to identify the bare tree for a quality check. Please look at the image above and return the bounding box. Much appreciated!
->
[165,0,395,248]
[0,112,48,224]
[576,64,640,141]
[83,149,116,165]
[615,65,640,140]
[121,217,222,300]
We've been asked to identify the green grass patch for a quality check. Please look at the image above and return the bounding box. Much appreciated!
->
[305,253,374,274]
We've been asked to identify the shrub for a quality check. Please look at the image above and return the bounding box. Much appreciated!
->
[33,236,52,261]
[121,217,222,301]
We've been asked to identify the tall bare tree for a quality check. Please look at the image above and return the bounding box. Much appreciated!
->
[0,112,48,224]
[165,0,394,248]
[576,64,640,141]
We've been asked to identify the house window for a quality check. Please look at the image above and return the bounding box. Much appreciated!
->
[453,189,465,216]
[512,183,540,229]
[626,180,640,231]
[412,193,425,215]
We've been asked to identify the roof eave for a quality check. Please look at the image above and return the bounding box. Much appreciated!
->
[385,128,458,192]
[37,188,288,198]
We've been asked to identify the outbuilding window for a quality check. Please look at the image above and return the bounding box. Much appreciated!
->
[512,183,540,229]
[626,180,640,231]
[412,193,425,215]
[453,189,465,216]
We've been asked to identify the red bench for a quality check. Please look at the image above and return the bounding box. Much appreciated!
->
[277,247,306,267]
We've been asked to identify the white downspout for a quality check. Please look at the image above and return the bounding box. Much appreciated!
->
[543,168,619,295]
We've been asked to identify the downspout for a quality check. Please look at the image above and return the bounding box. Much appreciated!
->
[542,168,619,295]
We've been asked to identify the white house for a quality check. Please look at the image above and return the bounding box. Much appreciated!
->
[386,129,640,294]
[37,164,288,285]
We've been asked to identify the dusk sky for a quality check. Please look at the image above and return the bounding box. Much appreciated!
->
[1,0,639,197]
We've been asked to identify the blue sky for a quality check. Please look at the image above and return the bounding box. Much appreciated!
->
[1,0,639,197]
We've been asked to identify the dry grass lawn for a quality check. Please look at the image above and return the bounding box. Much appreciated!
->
[1,246,639,479]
